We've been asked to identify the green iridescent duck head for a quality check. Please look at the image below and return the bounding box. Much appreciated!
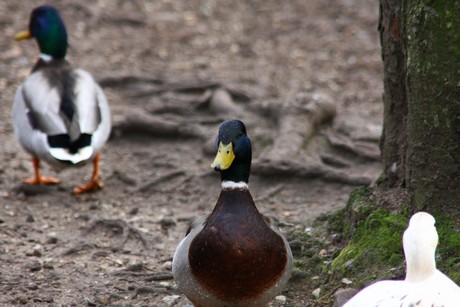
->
[15,5,68,59]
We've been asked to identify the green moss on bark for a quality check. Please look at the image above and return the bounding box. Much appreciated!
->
[331,210,407,286]
[327,187,373,237]
[327,188,408,287]
[435,216,460,282]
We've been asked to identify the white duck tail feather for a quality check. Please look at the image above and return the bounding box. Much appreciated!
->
[49,146,93,164]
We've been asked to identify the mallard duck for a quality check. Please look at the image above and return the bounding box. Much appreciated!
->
[344,212,460,307]
[13,5,111,194]
[172,119,293,307]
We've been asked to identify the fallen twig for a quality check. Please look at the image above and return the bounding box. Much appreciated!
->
[83,219,148,251]
[99,12,147,27]
[112,270,173,281]
[112,170,137,186]
[62,242,96,256]
[254,184,285,202]
[130,170,186,194]
[130,286,171,299]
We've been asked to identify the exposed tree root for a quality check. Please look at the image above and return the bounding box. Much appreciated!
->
[132,80,220,98]
[327,134,380,161]
[209,88,248,119]
[112,112,205,139]
[101,74,377,191]
[98,73,251,101]
[146,90,213,116]
[253,159,372,186]
[265,99,337,161]
[225,85,253,103]
[320,153,351,168]
[97,74,164,88]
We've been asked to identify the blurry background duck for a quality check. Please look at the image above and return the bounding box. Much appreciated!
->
[344,212,460,307]
[172,119,293,307]
[13,5,111,194]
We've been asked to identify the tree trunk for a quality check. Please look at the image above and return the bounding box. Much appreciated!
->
[379,0,408,190]
[379,0,460,217]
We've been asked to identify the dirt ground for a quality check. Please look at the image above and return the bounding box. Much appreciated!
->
[0,0,383,306]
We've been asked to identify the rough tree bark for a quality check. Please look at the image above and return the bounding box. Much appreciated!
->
[379,0,460,217]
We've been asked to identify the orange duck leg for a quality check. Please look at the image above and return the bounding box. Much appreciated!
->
[23,157,60,185]
[73,153,104,195]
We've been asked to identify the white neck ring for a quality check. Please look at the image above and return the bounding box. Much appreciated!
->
[39,53,54,62]
[221,181,248,190]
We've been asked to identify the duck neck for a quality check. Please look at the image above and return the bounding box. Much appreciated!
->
[405,247,436,282]
[34,25,68,59]
[213,182,258,217]
[220,162,250,184]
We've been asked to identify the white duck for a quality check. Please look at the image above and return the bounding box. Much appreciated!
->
[13,5,111,194]
[344,212,460,307]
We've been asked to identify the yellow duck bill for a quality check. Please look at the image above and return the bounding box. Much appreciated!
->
[211,142,235,171]
[15,30,32,41]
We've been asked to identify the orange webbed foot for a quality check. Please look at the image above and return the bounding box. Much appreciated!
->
[24,157,60,185]
[73,152,104,195]
[23,176,60,185]
[73,179,104,195]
